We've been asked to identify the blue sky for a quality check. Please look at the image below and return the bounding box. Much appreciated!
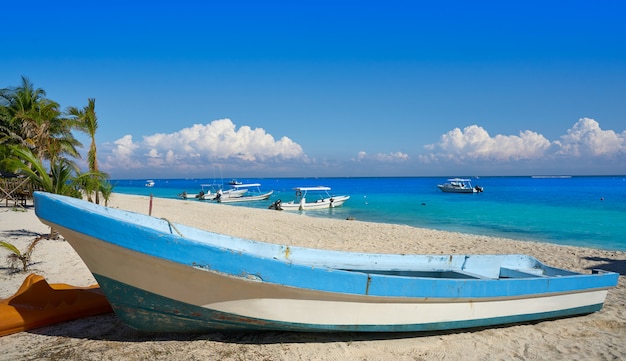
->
[3,1,625,178]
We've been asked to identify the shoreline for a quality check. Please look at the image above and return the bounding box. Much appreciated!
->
[0,193,624,360]
[113,180,626,254]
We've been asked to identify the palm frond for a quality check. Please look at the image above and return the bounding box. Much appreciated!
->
[0,241,21,256]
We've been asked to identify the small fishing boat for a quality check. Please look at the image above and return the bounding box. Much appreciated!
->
[194,184,219,200]
[34,192,618,333]
[216,183,273,203]
[144,180,155,188]
[277,186,350,210]
[195,183,246,201]
[438,178,483,193]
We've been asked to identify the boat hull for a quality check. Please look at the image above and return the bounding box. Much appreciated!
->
[280,196,350,210]
[98,274,607,333]
[218,190,274,203]
[48,226,612,333]
[437,185,477,193]
[33,192,618,333]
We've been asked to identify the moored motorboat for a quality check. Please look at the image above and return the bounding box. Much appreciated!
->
[277,186,350,211]
[437,178,483,193]
[216,183,273,203]
[33,192,618,333]
[195,183,247,201]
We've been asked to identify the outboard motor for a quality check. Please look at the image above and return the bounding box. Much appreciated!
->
[268,199,282,210]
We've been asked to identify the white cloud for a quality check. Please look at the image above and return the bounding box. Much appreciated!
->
[98,117,624,178]
[355,151,409,162]
[106,135,142,169]
[100,119,304,175]
[421,118,625,176]
[555,118,626,157]
[424,125,552,161]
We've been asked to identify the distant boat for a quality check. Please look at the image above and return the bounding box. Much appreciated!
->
[216,183,273,203]
[195,183,247,201]
[437,178,483,193]
[277,186,350,210]
[145,180,155,187]
[228,179,243,185]
[531,175,572,179]
[34,191,618,333]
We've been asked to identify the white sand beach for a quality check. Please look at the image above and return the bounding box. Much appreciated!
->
[1,193,625,360]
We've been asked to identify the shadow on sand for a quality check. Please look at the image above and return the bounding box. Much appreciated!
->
[584,256,626,276]
[22,311,569,345]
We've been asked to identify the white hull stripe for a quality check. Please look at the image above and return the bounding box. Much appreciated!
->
[204,291,607,326]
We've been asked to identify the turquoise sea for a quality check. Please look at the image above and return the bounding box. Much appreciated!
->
[111,176,626,252]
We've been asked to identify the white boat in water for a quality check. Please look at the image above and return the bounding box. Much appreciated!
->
[195,184,247,201]
[216,183,273,203]
[438,178,483,193]
[275,186,350,211]
[145,180,155,187]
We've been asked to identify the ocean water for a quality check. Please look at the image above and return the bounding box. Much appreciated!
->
[111,176,626,252]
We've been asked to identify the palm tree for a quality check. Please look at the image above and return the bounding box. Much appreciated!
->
[3,146,81,239]
[67,98,101,203]
[99,179,115,206]
[1,76,82,165]
[0,77,45,167]
[2,77,111,207]
[3,146,79,197]
[1,76,48,154]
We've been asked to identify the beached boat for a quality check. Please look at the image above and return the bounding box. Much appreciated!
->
[277,186,350,210]
[33,191,618,333]
[437,178,483,193]
[216,183,273,203]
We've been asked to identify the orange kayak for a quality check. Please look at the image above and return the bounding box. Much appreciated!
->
[0,274,112,336]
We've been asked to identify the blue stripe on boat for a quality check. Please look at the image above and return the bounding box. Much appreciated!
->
[33,195,618,299]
